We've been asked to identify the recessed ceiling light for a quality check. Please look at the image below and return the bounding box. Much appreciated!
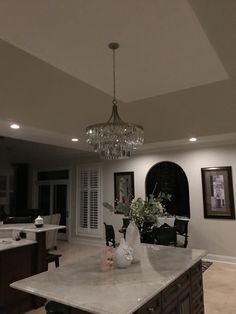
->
[10,123,20,129]
[189,137,197,142]
[71,138,79,142]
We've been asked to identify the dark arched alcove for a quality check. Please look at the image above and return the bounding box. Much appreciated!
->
[145,161,190,218]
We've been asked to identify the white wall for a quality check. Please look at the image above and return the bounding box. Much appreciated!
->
[2,141,236,258]
[102,145,236,258]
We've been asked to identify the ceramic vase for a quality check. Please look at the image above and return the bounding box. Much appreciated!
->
[100,246,114,271]
[114,238,133,268]
[35,215,44,228]
[125,220,141,263]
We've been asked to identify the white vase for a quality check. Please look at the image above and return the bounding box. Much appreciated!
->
[35,215,44,228]
[125,220,141,263]
[114,238,133,268]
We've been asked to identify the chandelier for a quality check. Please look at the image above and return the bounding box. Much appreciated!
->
[86,42,144,160]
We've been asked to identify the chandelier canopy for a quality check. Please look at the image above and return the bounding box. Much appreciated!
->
[86,42,144,160]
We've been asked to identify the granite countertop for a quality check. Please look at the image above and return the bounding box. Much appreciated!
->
[0,238,36,251]
[0,223,66,233]
[11,244,206,314]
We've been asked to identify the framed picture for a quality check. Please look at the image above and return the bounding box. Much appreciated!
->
[201,166,235,219]
[114,172,134,213]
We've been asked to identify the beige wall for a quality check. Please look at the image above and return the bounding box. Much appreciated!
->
[102,145,236,258]
[2,141,236,258]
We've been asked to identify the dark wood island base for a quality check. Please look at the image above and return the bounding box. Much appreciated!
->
[135,260,204,314]
[0,243,36,314]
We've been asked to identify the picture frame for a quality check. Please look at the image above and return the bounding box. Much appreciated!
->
[114,172,134,213]
[201,166,235,219]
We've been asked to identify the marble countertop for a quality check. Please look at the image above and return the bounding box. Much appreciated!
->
[0,237,36,251]
[0,223,66,233]
[11,244,206,314]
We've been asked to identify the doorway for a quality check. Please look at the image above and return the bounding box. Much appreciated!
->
[36,169,70,240]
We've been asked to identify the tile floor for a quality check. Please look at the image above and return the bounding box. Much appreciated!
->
[203,261,236,314]
[25,241,236,314]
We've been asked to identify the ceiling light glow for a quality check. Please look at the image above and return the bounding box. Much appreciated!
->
[189,137,197,142]
[10,123,20,129]
[71,138,79,142]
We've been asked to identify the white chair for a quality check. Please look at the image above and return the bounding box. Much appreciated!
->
[42,213,62,268]
[42,213,61,250]
[51,213,61,250]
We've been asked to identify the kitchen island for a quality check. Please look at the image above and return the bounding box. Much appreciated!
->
[0,223,66,313]
[11,244,206,314]
[0,223,66,273]
[0,238,36,314]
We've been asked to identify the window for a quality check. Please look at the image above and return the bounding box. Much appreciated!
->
[0,176,7,198]
[76,166,102,237]
[36,169,70,240]
[145,161,190,218]
[0,173,14,215]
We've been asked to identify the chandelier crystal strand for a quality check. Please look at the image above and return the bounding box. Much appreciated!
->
[86,42,144,160]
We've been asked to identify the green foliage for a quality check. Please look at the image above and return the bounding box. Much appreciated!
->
[103,192,171,227]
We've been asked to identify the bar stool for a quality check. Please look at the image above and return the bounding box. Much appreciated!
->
[46,252,62,268]
[45,301,69,313]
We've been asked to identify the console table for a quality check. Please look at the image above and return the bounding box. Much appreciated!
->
[11,245,206,314]
[0,223,66,313]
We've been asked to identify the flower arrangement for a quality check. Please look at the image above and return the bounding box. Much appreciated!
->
[103,192,171,228]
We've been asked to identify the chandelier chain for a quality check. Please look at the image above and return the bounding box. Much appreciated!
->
[112,47,117,105]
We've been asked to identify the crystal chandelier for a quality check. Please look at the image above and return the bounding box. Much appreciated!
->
[86,42,144,160]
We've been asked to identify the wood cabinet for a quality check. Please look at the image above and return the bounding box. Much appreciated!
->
[135,293,162,314]
[191,262,204,314]
[134,260,204,314]
[0,243,36,314]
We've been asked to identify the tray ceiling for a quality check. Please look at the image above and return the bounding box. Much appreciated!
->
[0,0,235,153]
[0,0,228,102]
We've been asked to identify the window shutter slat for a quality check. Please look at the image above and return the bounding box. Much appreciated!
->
[77,167,101,236]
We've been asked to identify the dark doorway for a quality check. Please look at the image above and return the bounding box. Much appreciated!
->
[145,161,190,218]
[37,169,69,239]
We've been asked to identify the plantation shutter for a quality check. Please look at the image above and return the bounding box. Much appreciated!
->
[77,166,102,237]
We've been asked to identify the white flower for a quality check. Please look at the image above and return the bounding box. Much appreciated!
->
[103,192,171,228]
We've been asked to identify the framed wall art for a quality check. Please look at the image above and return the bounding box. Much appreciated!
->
[201,166,235,219]
[114,172,134,213]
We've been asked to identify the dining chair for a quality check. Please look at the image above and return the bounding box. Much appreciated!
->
[140,222,155,244]
[118,218,131,238]
[104,222,116,248]
[51,213,61,250]
[153,225,177,246]
[174,218,189,248]
[141,229,155,244]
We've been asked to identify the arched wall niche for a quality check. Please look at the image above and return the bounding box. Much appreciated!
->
[145,161,190,218]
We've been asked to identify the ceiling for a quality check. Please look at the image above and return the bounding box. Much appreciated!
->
[0,136,90,164]
[0,0,236,155]
[0,0,228,102]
